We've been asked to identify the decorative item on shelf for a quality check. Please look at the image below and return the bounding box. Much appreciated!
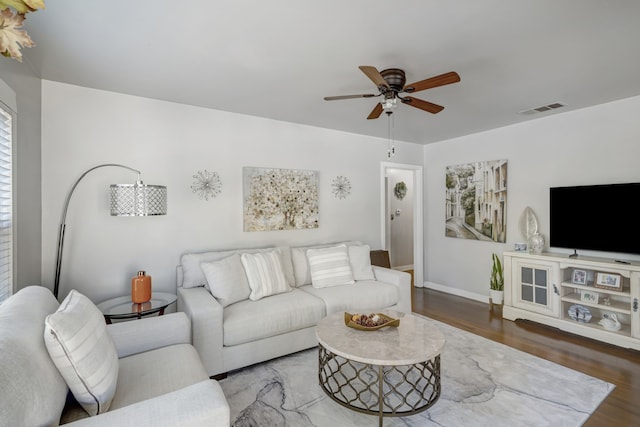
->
[602,297,611,306]
[514,242,527,252]
[331,175,351,199]
[529,232,545,254]
[598,312,621,331]
[594,271,622,291]
[518,206,539,244]
[571,269,587,285]
[131,271,152,303]
[191,169,222,201]
[393,181,407,200]
[489,252,504,306]
[568,304,592,323]
[53,164,167,299]
[580,289,599,304]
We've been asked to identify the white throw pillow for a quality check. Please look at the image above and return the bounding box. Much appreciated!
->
[307,244,355,288]
[241,250,292,301]
[348,244,376,281]
[44,290,119,416]
[291,241,362,286]
[201,254,251,307]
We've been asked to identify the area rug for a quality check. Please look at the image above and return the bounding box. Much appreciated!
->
[219,315,614,426]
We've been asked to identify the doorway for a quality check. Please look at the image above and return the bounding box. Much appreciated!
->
[380,162,424,289]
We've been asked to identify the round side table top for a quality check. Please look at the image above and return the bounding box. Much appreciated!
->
[96,292,176,317]
[315,310,445,366]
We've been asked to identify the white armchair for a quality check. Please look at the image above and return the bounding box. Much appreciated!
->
[0,286,229,427]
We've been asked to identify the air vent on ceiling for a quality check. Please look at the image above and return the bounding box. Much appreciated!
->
[519,102,566,116]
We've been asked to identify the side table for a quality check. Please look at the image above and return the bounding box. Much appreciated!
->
[96,292,177,324]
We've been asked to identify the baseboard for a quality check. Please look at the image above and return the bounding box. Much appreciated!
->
[422,281,489,304]
[392,264,413,271]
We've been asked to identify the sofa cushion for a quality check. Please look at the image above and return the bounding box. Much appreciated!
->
[299,280,399,314]
[44,289,119,416]
[0,286,68,427]
[201,254,251,307]
[291,241,361,286]
[241,250,292,301]
[307,244,355,288]
[348,244,376,281]
[223,289,325,346]
[181,246,275,289]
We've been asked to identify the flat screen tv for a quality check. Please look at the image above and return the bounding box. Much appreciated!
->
[550,182,640,256]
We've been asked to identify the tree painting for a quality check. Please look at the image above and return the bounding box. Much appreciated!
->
[243,167,319,231]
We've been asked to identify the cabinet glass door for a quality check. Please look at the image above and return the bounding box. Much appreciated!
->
[512,260,559,317]
[521,267,548,306]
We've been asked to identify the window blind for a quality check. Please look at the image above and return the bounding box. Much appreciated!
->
[0,104,12,303]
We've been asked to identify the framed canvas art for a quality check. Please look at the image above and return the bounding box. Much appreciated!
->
[243,167,319,232]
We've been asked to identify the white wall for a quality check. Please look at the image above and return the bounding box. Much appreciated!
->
[41,81,423,302]
[424,95,640,302]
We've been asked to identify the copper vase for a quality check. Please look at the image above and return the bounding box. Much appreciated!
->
[131,270,152,303]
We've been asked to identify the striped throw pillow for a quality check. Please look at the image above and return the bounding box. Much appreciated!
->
[307,244,355,288]
[241,250,292,301]
[44,289,119,416]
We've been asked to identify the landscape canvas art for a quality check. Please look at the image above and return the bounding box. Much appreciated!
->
[243,167,319,232]
[445,159,508,243]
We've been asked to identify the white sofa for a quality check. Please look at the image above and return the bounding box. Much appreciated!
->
[0,286,229,427]
[177,242,412,378]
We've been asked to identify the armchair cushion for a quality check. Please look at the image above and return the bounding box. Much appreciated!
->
[44,289,119,416]
[107,312,191,358]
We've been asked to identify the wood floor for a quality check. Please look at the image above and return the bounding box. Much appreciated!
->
[412,287,640,427]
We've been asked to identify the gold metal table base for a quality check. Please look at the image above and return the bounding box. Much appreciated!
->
[318,345,441,426]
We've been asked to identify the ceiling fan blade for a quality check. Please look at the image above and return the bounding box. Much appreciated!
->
[401,96,445,114]
[359,66,390,89]
[324,94,377,101]
[403,71,460,93]
[367,102,384,120]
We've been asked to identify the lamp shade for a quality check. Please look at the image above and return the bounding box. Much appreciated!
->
[110,182,167,216]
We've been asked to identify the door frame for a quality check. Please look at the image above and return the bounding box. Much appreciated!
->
[380,162,424,288]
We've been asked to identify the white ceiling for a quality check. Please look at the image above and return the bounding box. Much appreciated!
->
[20,0,640,145]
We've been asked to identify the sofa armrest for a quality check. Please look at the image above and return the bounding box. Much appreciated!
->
[65,380,229,427]
[107,312,191,358]
[372,266,412,313]
[177,287,224,377]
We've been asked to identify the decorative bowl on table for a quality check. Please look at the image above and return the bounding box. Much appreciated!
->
[344,312,400,331]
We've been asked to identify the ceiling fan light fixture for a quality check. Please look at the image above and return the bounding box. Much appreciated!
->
[381,97,397,112]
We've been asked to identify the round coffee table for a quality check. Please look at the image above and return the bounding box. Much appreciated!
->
[315,310,445,426]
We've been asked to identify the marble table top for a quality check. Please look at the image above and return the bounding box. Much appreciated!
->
[315,310,445,365]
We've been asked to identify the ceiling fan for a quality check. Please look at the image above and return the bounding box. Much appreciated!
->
[324,66,460,119]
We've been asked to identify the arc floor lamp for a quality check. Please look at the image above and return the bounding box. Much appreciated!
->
[53,164,167,299]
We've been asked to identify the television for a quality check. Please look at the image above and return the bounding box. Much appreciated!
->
[549,182,640,256]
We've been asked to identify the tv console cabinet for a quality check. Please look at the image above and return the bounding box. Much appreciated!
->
[503,251,640,350]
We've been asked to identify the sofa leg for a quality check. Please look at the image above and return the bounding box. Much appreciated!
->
[211,372,227,380]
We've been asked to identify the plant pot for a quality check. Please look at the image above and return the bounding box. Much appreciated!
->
[489,289,504,305]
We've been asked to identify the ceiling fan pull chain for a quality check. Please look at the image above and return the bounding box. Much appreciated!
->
[387,112,396,159]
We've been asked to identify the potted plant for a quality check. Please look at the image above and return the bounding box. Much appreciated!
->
[490,253,504,305]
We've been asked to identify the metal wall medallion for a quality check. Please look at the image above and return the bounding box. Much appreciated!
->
[332,176,351,199]
[191,170,222,200]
